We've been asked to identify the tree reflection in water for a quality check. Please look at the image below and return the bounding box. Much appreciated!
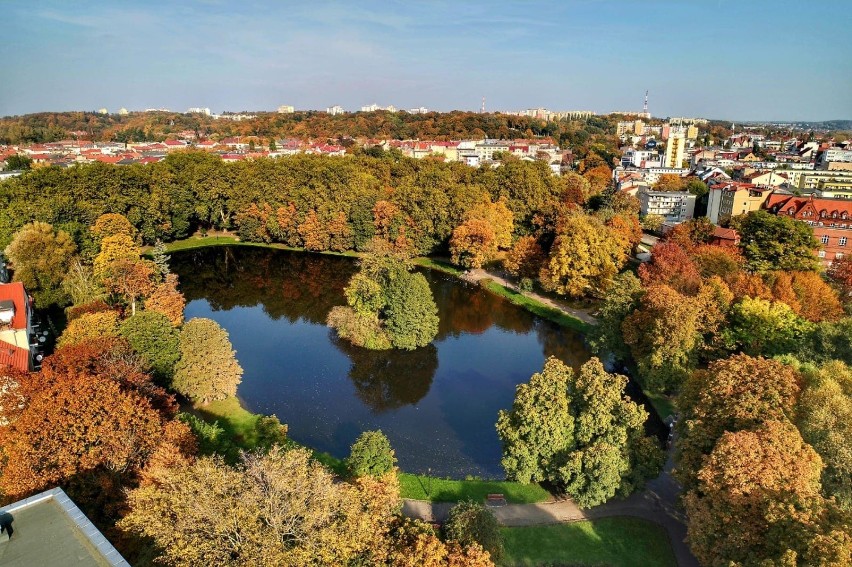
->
[331,334,438,413]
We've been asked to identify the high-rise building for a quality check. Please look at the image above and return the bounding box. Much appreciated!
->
[664,134,685,168]
[326,105,345,115]
[277,105,295,113]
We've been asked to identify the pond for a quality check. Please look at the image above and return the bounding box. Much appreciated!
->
[172,246,594,479]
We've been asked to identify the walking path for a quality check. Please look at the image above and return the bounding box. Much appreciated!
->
[402,448,699,567]
[459,267,598,325]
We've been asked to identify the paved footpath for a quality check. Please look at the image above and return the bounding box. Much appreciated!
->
[459,268,598,326]
[402,450,700,567]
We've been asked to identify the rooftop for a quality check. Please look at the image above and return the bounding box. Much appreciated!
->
[0,487,129,567]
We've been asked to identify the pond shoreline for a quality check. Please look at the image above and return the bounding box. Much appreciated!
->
[162,236,669,499]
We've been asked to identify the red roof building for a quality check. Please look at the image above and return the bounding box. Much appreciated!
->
[764,194,852,263]
[0,282,34,372]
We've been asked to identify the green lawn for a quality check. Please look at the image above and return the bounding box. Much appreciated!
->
[500,517,677,567]
[412,256,467,277]
[399,473,551,504]
[479,278,591,334]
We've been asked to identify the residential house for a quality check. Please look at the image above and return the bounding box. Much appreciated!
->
[706,182,772,225]
[638,187,696,223]
[765,194,852,263]
[0,282,38,372]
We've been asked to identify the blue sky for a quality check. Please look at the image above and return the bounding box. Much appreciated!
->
[2,1,850,120]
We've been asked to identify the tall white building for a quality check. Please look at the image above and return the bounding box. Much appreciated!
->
[326,105,345,115]
[277,105,295,114]
[638,187,696,223]
[187,107,211,115]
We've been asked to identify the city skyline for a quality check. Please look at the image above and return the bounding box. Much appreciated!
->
[3,0,851,121]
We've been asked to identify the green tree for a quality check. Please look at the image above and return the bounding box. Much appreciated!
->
[797,361,852,510]
[120,311,180,383]
[587,272,643,363]
[496,357,661,507]
[384,271,439,350]
[173,318,243,404]
[722,297,813,356]
[737,210,820,272]
[4,221,77,307]
[57,310,120,348]
[3,154,32,170]
[444,500,504,561]
[346,430,397,478]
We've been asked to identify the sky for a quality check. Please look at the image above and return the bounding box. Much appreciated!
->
[2,0,850,121]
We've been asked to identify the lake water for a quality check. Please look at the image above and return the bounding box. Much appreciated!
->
[172,245,592,478]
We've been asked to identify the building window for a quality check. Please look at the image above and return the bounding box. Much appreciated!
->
[821,235,830,244]
[838,253,845,260]
[819,250,826,258]
[841,237,848,247]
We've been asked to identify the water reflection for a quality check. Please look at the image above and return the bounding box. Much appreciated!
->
[331,334,438,413]
[172,246,595,478]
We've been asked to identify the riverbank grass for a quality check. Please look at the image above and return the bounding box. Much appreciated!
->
[398,474,550,504]
[479,278,591,334]
[500,517,677,567]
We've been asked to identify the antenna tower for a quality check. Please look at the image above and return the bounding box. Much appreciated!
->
[481,96,486,114]
[643,90,649,116]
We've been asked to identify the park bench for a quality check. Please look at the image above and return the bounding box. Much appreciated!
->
[485,493,506,507]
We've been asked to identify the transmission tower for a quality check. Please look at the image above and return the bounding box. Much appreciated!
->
[643,90,649,116]
[481,96,486,114]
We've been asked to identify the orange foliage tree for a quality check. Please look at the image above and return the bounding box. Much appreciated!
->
[298,209,331,251]
[683,420,827,567]
[145,273,186,326]
[503,236,545,279]
[450,219,496,269]
[638,242,702,295]
[827,254,852,298]
[789,271,844,322]
[102,258,156,316]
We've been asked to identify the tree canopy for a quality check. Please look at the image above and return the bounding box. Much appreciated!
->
[172,318,243,404]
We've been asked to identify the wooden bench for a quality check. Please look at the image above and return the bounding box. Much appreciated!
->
[485,493,506,507]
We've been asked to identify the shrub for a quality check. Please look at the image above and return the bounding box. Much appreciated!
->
[346,430,397,478]
[444,500,504,561]
[327,306,392,350]
[57,310,120,347]
[120,311,180,382]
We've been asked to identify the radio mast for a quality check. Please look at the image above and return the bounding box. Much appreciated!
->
[481,96,486,114]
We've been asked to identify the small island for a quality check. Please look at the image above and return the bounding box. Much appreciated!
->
[328,245,439,351]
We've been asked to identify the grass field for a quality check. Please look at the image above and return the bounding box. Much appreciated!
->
[500,517,677,567]
[398,473,551,504]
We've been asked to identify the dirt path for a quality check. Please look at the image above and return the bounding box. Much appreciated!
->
[459,268,598,325]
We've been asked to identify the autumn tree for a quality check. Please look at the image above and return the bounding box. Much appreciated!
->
[683,420,827,567]
[789,270,844,322]
[270,202,301,247]
[0,372,164,502]
[298,209,331,251]
[102,258,156,315]
[120,311,181,383]
[90,212,136,242]
[539,213,627,298]
[145,273,186,326]
[93,233,140,279]
[797,361,852,510]
[664,217,714,252]
[827,254,852,299]
[675,354,801,490]
[328,211,354,252]
[691,244,744,280]
[503,235,545,279]
[738,210,820,272]
[582,164,612,194]
[450,219,496,269]
[4,221,77,306]
[61,259,105,306]
[120,447,403,567]
[638,241,702,295]
[57,310,120,347]
[172,318,243,404]
[496,357,661,507]
[235,202,273,243]
[653,174,687,192]
[346,430,397,478]
[623,284,704,393]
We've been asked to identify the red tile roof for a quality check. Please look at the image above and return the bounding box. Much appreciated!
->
[0,343,29,372]
[0,282,28,330]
